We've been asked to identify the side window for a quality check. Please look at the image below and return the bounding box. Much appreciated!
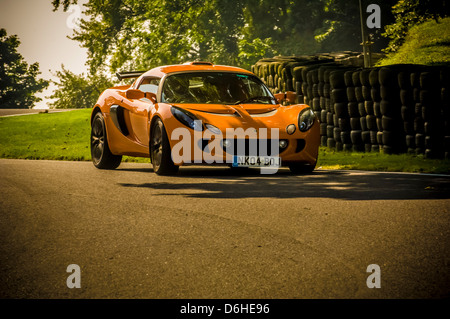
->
[138,77,160,94]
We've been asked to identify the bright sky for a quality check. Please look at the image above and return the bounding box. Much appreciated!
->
[0,0,89,108]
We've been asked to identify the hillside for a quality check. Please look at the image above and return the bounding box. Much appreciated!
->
[377,17,450,66]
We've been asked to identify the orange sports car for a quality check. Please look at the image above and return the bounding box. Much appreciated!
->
[90,62,319,175]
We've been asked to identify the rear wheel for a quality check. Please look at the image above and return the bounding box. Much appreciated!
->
[91,112,122,169]
[150,118,179,175]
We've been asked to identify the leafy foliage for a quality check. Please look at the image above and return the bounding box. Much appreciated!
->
[52,0,395,74]
[0,29,49,109]
[382,0,450,53]
[47,65,114,109]
[377,17,450,66]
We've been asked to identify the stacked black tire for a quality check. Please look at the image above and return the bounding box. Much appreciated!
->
[442,69,450,159]
[253,56,450,159]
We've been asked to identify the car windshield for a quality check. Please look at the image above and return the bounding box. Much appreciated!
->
[161,72,275,105]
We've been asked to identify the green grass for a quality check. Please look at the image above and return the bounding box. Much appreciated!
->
[0,109,149,163]
[377,17,450,66]
[0,109,92,161]
[317,147,450,175]
[0,109,449,174]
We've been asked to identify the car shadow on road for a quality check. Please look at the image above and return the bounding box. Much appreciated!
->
[118,167,450,201]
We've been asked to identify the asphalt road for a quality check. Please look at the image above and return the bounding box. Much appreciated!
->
[0,159,449,299]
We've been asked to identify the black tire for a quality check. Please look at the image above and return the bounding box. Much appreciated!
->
[312,83,320,98]
[358,102,367,117]
[343,143,353,152]
[382,116,395,131]
[289,162,316,174]
[327,125,334,138]
[351,130,363,145]
[330,70,346,89]
[320,123,328,136]
[312,97,321,111]
[380,86,397,101]
[420,71,440,90]
[364,101,374,115]
[362,86,371,101]
[376,118,383,131]
[334,127,342,142]
[406,135,416,148]
[379,67,397,87]
[371,87,381,102]
[382,130,393,145]
[350,117,361,130]
[401,106,414,121]
[360,69,371,87]
[370,130,378,144]
[295,81,302,95]
[90,112,122,169]
[355,87,363,102]
[400,89,413,106]
[331,88,347,103]
[380,100,395,117]
[320,109,328,123]
[327,112,334,125]
[150,118,179,175]
[327,138,336,148]
[341,131,352,144]
[339,118,351,132]
[347,87,356,102]
[398,71,411,89]
[334,102,348,118]
[404,121,414,135]
[362,131,371,144]
[352,71,361,87]
[414,117,424,133]
[377,131,384,145]
[369,69,379,86]
[344,70,354,87]
[348,102,360,118]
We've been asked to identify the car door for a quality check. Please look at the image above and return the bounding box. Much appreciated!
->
[122,77,160,146]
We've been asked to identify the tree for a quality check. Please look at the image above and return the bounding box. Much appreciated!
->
[51,0,398,73]
[382,0,450,53]
[47,65,114,109]
[0,29,49,109]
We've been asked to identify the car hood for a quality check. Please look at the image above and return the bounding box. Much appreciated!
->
[176,103,280,116]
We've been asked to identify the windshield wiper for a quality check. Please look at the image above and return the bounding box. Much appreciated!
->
[234,96,276,105]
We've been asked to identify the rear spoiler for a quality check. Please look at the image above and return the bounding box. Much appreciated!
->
[115,70,146,81]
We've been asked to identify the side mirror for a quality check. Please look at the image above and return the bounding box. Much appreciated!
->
[126,89,145,100]
[274,91,298,105]
[126,89,157,103]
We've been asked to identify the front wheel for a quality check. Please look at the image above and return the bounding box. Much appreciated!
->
[91,112,122,169]
[150,118,179,175]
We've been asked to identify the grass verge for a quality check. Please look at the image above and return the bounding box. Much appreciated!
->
[0,109,449,174]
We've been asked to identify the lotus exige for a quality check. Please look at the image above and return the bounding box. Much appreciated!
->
[90,62,319,175]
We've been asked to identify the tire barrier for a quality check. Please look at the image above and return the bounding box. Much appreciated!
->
[253,54,450,159]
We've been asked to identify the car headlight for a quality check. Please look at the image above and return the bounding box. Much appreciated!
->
[171,106,203,131]
[298,107,316,132]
